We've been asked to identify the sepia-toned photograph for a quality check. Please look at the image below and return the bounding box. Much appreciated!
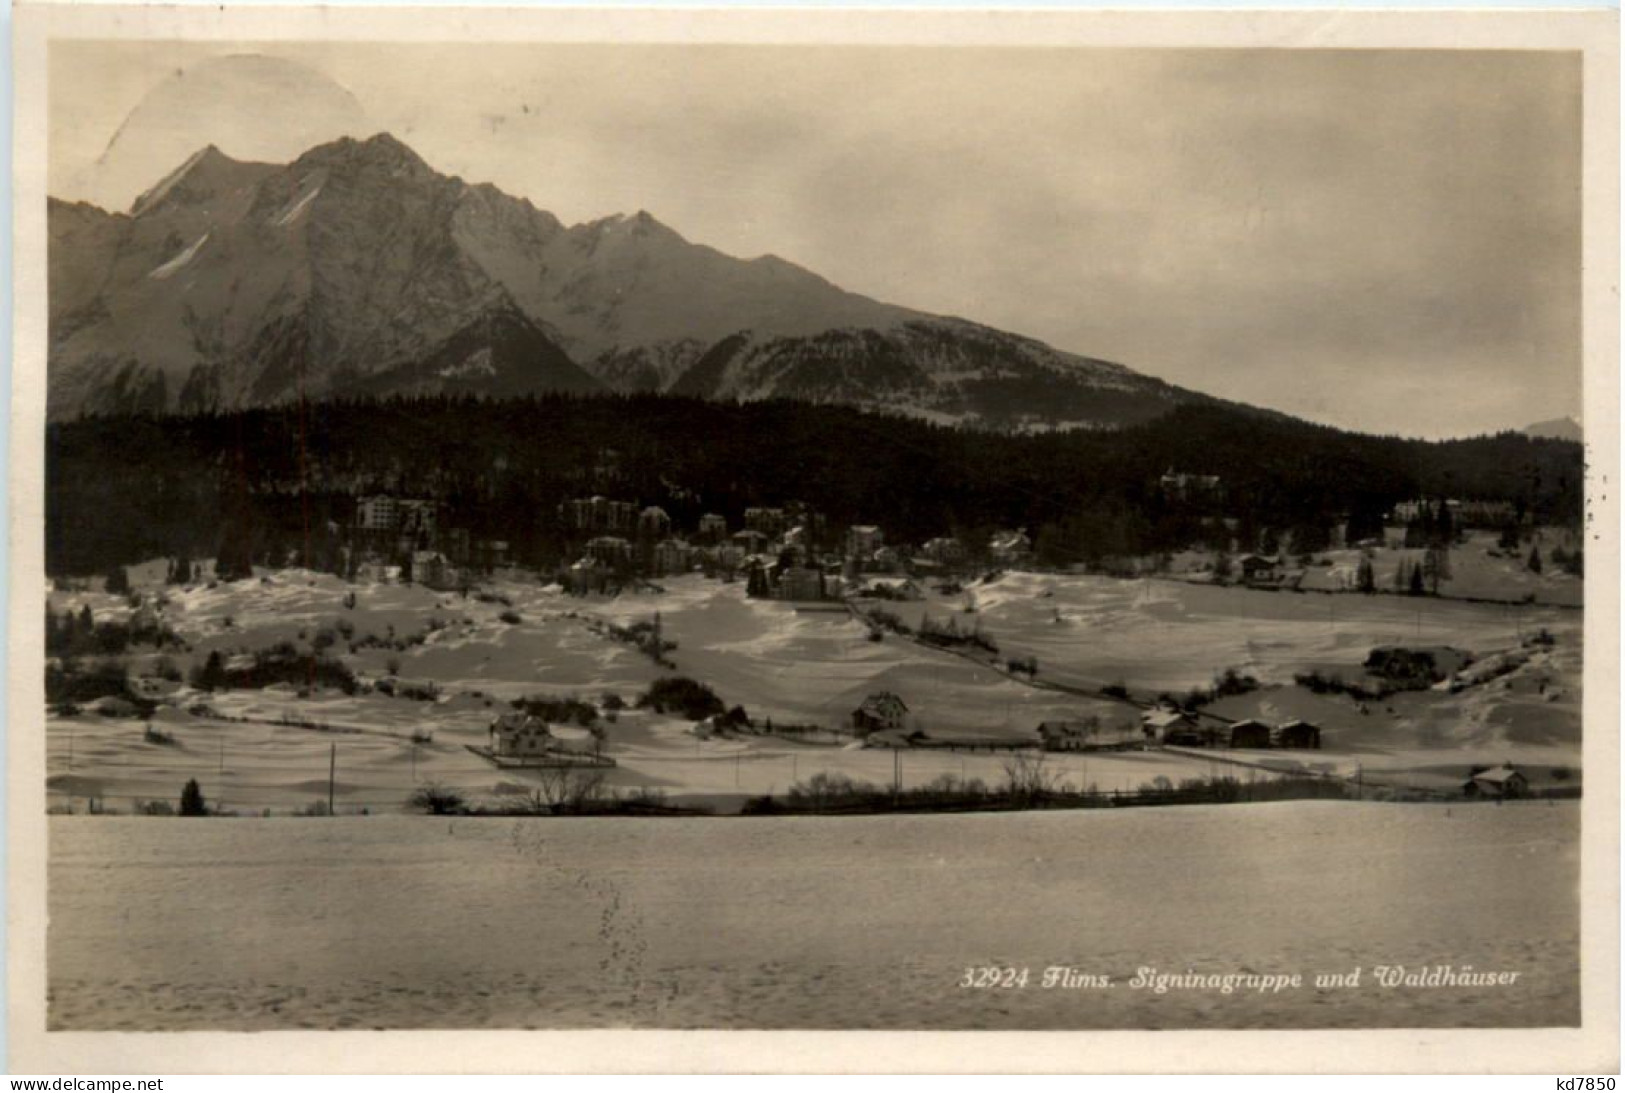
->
[8,3,1619,1075]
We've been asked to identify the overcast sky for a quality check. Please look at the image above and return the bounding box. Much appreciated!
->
[49,41,1582,439]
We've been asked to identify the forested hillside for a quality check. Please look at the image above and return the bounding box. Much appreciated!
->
[45,395,1585,576]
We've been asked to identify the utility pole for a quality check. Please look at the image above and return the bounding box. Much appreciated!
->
[328,743,337,817]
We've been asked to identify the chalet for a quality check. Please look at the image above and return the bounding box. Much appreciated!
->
[1037,720,1096,751]
[490,712,554,758]
[1228,719,1273,749]
[1275,719,1322,749]
[1141,707,1198,743]
[1463,763,1529,799]
[852,691,909,735]
[1239,555,1281,586]
[697,513,729,541]
[846,525,884,558]
[921,537,967,565]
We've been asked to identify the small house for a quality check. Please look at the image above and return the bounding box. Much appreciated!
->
[1239,555,1281,586]
[1037,720,1094,751]
[1141,707,1198,743]
[490,712,554,758]
[846,525,884,558]
[1228,718,1273,749]
[1464,763,1529,799]
[852,691,909,735]
[1275,719,1322,749]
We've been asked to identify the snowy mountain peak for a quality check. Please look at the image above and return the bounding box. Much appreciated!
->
[129,144,267,218]
[49,133,1209,428]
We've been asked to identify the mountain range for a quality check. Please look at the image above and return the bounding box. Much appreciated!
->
[1521,416,1583,443]
[48,132,1208,426]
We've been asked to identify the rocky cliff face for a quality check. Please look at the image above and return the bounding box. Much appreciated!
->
[48,133,1204,427]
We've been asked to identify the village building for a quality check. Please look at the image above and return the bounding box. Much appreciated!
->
[1228,719,1273,749]
[1239,555,1281,586]
[776,565,826,602]
[652,538,692,576]
[584,536,633,567]
[1037,720,1095,751]
[1275,719,1323,749]
[566,556,611,595]
[490,712,554,758]
[408,550,459,591]
[355,496,438,553]
[851,691,909,735]
[745,507,788,537]
[1463,763,1529,799]
[921,537,967,565]
[637,506,672,539]
[1159,470,1223,503]
[732,528,770,553]
[1141,707,1200,744]
[559,496,638,534]
[989,529,1033,565]
[697,513,729,541]
[846,525,884,558]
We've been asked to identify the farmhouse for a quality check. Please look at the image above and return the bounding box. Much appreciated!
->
[852,691,909,735]
[1141,707,1199,743]
[1037,720,1103,751]
[489,712,554,758]
[1228,719,1273,749]
[1464,763,1529,799]
[1275,719,1322,749]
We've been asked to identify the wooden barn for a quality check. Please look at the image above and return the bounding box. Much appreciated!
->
[1228,719,1273,749]
[1275,719,1322,749]
[1464,764,1529,799]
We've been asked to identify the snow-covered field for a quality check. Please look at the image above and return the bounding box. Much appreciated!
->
[47,802,1579,1030]
[46,565,1582,814]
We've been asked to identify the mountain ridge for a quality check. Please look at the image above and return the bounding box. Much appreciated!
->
[49,132,1213,427]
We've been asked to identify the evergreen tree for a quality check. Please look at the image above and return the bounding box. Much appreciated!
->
[179,778,207,817]
[1356,554,1376,594]
[1422,546,1451,594]
[1408,562,1426,596]
[193,650,227,692]
[1498,521,1521,551]
[745,563,770,599]
[1527,545,1543,574]
[105,564,130,596]
[1213,551,1233,583]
